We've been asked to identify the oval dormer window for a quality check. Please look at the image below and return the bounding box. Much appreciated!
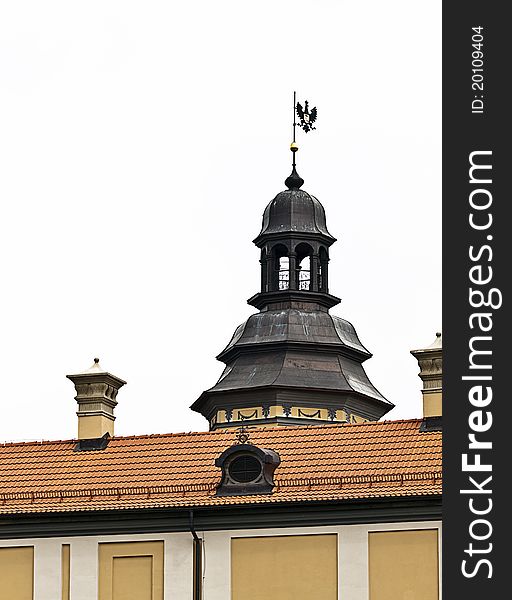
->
[215,443,280,496]
[229,455,262,483]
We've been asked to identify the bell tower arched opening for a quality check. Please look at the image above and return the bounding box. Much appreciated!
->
[270,244,289,292]
[295,243,314,291]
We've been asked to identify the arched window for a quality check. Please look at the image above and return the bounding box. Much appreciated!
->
[295,243,313,291]
[278,256,290,290]
[271,244,289,291]
[298,255,310,290]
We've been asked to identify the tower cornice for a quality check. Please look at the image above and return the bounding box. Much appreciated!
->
[216,338,372,365]
[252,230,337,249]
[247,290,341,311]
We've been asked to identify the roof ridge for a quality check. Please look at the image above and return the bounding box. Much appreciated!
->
[0,418,429,447]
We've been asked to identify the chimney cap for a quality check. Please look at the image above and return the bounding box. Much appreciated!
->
[411,332,442,356]
[427,332,442,349]
[67,357,127,385]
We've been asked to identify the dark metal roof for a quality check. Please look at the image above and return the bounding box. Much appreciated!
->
[197,309,391,409]
[208,350,388,405]
[254,189,335,244]
[218,309,370,360]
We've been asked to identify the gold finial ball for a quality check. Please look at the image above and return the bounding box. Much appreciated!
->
[290,142,299,153]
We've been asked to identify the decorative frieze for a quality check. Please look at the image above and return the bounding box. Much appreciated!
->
[214,405,367,426]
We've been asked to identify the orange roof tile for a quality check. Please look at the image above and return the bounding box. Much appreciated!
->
[0,419,441,514]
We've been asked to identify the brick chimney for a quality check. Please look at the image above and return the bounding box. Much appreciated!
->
[67,358,126,440]
[411,333,442,423]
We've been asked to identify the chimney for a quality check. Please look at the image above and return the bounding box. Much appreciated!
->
[411,333,442,426]
[67,358,126,440]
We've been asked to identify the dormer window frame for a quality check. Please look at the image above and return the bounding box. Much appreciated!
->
[215,443,280,497]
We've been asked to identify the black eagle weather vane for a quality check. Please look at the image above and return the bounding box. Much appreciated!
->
[296,98,317,133]
[287,91,317,190]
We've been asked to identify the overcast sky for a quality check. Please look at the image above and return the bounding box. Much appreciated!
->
[0,1,441,442]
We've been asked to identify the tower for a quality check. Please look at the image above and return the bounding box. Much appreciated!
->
[192,99,393,429]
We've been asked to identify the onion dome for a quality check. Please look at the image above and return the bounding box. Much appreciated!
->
[254,187,335,247]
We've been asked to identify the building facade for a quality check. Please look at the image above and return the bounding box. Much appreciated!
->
[0,162,442,600]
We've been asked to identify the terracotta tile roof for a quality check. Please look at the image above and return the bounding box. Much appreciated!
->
[0,419,441,514]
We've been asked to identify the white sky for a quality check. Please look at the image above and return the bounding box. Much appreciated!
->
[0,1,441,442]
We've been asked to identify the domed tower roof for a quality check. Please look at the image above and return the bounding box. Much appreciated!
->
[254,188,335,246]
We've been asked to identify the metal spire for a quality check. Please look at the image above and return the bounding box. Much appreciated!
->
[285,91,304,190]
[285,92,317,190]
[292,90,298,169]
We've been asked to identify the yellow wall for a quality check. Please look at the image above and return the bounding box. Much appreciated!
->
[231,534,337,600]
[368,529,439,600]
[61,544,70,600]
[98,541,164,600]
[0,546,34,600]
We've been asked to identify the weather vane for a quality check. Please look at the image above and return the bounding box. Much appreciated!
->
[287,91,317,190]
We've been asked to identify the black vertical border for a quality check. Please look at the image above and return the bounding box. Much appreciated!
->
[443,2,508,597]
